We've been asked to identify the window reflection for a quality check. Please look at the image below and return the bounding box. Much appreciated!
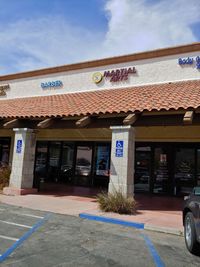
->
[135,147,151,192]
[153,147,169,194]
[174,148,195,195]
[60,142,74,183]
[95,145,110,177]
[75,146,92,177]
[35,142,48,178]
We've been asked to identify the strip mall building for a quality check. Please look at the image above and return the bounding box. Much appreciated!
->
[1,43,200,197]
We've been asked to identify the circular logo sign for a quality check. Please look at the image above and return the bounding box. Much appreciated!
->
[92,72,103,84]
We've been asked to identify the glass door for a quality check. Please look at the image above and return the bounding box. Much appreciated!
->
[153,146,171,194]
[60,142,75,184]
[174,147,195,195]
[93,144,110,187]
[34,142,48,187]
[135,146,151,192]
[75,145,93,186]
[47,141,62,182]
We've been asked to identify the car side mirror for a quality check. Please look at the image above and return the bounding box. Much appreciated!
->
[193,186,200,196]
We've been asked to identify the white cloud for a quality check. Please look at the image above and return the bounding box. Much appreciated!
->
[0,0,200,74]
[102,0,200,56]
[0,16,103,74]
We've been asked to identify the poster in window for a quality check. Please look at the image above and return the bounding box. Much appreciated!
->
[96,146,110,176]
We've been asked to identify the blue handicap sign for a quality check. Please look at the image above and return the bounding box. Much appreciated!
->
[115,140,123,157]
[16,140,22,154]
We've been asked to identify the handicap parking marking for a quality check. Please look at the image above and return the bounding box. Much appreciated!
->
[79,213,165,267]
[141,233,165,267]
[0,213,51,263]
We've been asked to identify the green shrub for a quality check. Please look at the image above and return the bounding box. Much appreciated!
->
[97,190,137,215]
[0,165,11,190]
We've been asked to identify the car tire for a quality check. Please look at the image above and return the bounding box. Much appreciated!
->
[184,212,200,255]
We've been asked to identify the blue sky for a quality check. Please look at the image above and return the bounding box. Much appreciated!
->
[0,0,200,74]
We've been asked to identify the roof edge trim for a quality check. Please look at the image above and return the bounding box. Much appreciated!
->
[0,42,200,82]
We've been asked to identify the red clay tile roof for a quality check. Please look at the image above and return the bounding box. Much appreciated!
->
[0,79,200,119]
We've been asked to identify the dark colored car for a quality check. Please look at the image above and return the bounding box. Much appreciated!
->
[183,187,200,255]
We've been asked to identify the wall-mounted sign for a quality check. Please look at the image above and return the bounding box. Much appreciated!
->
[41,80,63,89]
[16,140,22,154]
[92,67,136,84]
[178,56,200,69]
[0,84,9,96]
[92,72,103,84]
[115,140,124,157]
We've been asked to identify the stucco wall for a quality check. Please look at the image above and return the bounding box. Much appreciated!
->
[136,126,200,142]
[36,128,112,141]
[35,125,200,143]
[0,51,200,100]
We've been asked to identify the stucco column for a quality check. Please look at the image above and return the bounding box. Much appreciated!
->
[3,128,37,195]
[108,126,135,197]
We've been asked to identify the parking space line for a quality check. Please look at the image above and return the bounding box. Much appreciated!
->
[0,208,5,211]
[0,213,51,263]
[79,213,165,266]
[141,233,165,267]
[0,220,32,228]
[17,213,44,219]
[79,213,145,229]
[0,235,19,241]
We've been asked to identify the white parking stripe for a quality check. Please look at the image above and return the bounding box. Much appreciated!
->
[19,213,44,219]
[0,220,32,228]
[0,235,19,241]
[0,208,5,211]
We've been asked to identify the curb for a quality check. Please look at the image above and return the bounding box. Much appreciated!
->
[79,213,144,229]
[79,213,183,236]
[144,224,183,236]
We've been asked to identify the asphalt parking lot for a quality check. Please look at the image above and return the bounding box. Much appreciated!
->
[0,203,200,267]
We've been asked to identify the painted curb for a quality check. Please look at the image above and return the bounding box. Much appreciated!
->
[79,213,183,237]
[144,224,184,236]
[79,213,145,229]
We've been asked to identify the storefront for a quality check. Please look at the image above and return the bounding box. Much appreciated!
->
[34,141,110,188]
[1,42,200,197]
[135,142,200,196]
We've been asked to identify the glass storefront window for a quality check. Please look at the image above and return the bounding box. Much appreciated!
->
[135,147,151,192]
[60,142,74,183]
[153,147,170,194]
[174,148,195,195]
[95,145,110,177]
[48,142,62,182]
[75,146,92,186]
[34,141,110,188]
[1,144,9,165]
[34,142,48,186]
[197,149,200,186]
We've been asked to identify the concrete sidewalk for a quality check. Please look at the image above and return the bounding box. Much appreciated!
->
[0,192,184,235]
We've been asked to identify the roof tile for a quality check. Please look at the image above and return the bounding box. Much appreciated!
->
[0,80,200,118]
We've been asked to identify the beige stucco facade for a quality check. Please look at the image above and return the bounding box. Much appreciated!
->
[0,49,200,100]
[1,43,200,196]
